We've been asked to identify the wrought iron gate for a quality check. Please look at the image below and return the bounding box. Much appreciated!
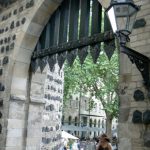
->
[31,0,115,73]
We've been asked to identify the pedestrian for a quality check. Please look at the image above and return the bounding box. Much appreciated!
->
[96,134,112,150]
[63,138,68,150]
[77,140,81,150]
[111,136,118,150]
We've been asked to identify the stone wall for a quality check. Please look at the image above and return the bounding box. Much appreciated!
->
[118,0,150,150]
[0,0,63,150]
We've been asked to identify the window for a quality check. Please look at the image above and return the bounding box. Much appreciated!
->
[62,115,65,125]
[94,119,97,127]
[68,116,72,125]
[75,117,78,126]
[90,119,92,127]
[76,97,78,108]
[102,120,104,128]
[98,120,100,127]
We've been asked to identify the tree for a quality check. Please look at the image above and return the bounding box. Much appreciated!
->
[63,50,119,137]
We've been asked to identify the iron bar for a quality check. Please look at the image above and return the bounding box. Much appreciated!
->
[121,45,150,91]
[32,32,114,59]
[91,0,102,34]
[58,0,69,43]
[68,0,80,41]
[79,0,90,38]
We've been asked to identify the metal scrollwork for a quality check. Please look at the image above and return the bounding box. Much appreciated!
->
[121,46,150,92]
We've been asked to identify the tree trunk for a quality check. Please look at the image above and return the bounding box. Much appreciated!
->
[106,114,113,139]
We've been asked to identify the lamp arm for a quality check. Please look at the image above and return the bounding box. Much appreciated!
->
[121,45,150,92]
[116,31,130,46]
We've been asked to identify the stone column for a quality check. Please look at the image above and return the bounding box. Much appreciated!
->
[0,0,62,150]
[118,0,150,150]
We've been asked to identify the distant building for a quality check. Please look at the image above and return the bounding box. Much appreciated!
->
[62,94,107,139]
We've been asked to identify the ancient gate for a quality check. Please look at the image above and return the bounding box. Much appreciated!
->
[0,0,149,150]
[30,0,115,149]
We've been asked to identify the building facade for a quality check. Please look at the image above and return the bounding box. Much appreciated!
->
[62,94,107,139]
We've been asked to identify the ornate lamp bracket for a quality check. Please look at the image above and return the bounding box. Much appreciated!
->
[121,45,150,92]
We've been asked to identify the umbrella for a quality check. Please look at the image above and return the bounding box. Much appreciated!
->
[62,131,79,140]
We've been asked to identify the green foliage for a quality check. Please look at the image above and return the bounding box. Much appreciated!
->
[64,49,119,120]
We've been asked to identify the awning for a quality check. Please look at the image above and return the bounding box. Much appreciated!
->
[62,131,79,139]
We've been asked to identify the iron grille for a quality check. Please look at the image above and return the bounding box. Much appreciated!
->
[31,0,115,72]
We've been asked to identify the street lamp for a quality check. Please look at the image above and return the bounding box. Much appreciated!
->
[106,0,140,45]
[106,0,150,93]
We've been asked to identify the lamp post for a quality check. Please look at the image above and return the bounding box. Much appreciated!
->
[105,0,150,94]
[106,0,140,45]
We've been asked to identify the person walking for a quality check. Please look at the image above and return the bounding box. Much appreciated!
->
[96,134,112,150]
[111,136,118,150]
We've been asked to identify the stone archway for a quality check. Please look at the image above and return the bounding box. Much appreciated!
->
[1,0,111,149]
[1,0,150,150]
[0,0,63,149]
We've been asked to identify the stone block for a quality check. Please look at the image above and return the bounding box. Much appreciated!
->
[30,82,44,97]
[31,72,47,84]
[5,147,25,150]
[12,62,29,79]
[42,0,62,15]
[26,128,42,138]
[129,125,142,139]
[128,82,137,90]
[119,108,130,123]
[130,39,147,47]
[22,21,43,37]
[119,138,132,150]
[27,110,42,128]
[137,7,150,18]
[131,75,142,82]
[6,137,24,147]
[31,7,51,26]
[142,4,150,10]
[130,35,137,42]
[15,49,33,64]
[121,74,132,83]
[130,101,147,108]
[15,32,38,51]
[136,81,144,88]
[11,77,27,98]
[9,101,26,120]
[28,104,43,113]
[26,146,39,150]
[7,129,25,138]
[132,66,141,76]
[120,95,130,106]
[7,119,25,129]
[26,137,41,146]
